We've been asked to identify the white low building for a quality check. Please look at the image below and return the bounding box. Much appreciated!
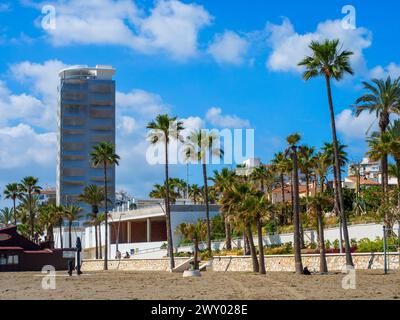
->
[82,204,221,259]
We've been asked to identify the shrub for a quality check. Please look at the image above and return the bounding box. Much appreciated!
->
[325,240,332,250]
[333,239,340,250]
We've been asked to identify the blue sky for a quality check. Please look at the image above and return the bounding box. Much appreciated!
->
[0,0,399,207]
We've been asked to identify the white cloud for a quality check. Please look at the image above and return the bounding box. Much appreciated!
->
[205,107,250,128]
[0,124,56,168]
[369,63,400,79]
[116,89,170,118]
[265,18,372,74]
[36,0,212,60]
[0,80,50,128]
[181,116,204,137]
[10,60,67,100]
[118,116,137,135]
[207,30,249,65]
[336,109,377,141]
[8,60,68,129]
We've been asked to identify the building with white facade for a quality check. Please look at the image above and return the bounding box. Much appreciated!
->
[82,204,221,259]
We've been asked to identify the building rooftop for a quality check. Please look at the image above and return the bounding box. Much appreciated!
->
[58,65,116,80]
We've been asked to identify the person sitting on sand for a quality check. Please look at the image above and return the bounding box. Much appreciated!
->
[123,251,130,259]
[303,267,312,275]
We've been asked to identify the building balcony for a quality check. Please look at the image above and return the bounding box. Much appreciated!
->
[63,142,86,152]
[89,109,114,119]
[63,154,86,161]
[63,117,86,127]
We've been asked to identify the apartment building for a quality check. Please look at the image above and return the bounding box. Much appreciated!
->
[56,65,116,212]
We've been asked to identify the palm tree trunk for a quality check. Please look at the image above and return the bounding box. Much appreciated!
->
[194,238,199,270]
[246,223,259,273]
[225,213,232,251]
[13,198,17,226]
[290,181,294,223]
[299,175,305,248]
[164,139,175,270]
[257,217,266,275]
[291,147,304,274]
[325,75,353,267]
[94,222,99,259]
[99,223,103,259]
[59,219,63,249]
[103,162,108,270]
[69,221,72,248]
[332,164,344,251]
[244,231,250,255]
[48,225,54,248]
[317,210,328,273]
[202,161,212,256]
[397,167,400,210]
[29,192,34,240]
[382,155,389,202]
[280,173,286,224]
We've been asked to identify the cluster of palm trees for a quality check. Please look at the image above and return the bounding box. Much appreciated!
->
[1,177,83,248]
[146,38,400,275]
[0,142,119,270]
[147,115,223,268]
[149,178,209,205]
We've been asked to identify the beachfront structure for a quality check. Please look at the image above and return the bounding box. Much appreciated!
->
[83,203,221,259]
[56,65,116,212]
[0,226,74,272]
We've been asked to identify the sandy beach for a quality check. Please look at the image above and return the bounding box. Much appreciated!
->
[0,270,399,300]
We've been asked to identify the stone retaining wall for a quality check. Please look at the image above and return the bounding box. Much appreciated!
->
[81,258,189,272]
[212,253,400,272]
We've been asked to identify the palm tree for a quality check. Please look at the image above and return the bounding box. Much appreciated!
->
[0,208,14,226]
[355,77,400,197]
[184,129,224,257]
[313,152,331,192]
[3,183,22,225]
[188,184,203,204]
[285,134,303,274]
[298,146,316,248]
[367,131,392,217]
[251,192,274,275]
[226,182,259,272]
[210,168,236,250]
[299,146,316,199]
[18,177,42,240]
[387,120,400,208]
[65,205,83,248]
[309,195,331,273]
[169,178,187,199]
[311,151,332,273]
[147,114,184,270]
[78,184,105,259]
[91,142,120,270]
[271,152,291,224]
[149,183,180,203]
[175,220,207,270]
[322,141,348,212]
[299,39,354,267]
[53,205,66,249]
[388,164,400,209]
[37,204,58,244]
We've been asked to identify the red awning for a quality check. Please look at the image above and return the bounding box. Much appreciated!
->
[0,246,24,251]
